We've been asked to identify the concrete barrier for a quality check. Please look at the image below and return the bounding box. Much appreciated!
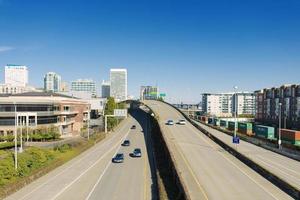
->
[162,100,300,200]
[141,102,189,200]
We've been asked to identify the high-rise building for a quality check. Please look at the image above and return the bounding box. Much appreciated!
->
[5,64,28,87]
[101,80,110,98]
[140,86,159,100]
[44,72,61,92]
[110,69,127,102]
[71,79,97,98]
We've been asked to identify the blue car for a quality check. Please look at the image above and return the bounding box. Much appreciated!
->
[112,153,124,163]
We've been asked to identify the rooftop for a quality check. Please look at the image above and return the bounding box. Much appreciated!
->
[0,91,77,98]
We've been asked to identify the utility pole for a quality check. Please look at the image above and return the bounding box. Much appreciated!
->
[87,108,90,140]
[278,103,282,150]
[233,86,238,138]
[14,103,18,170]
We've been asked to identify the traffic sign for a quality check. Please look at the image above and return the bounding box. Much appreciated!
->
[114,109,127,117]
[232,136,240,144]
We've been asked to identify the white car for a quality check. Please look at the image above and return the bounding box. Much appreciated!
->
[166,120,174,125]
[178,119,186,125]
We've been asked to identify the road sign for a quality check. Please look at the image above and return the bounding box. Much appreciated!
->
[160,93,166,97]
[232,136,240,144]
[114,109,127,117]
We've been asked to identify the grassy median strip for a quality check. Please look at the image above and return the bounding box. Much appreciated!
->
[0,132,106,199]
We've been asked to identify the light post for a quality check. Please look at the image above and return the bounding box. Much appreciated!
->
[14,102,18,170]
[233,86,238,138]
[87,107,90,140]
[278,102,282,150]
[19,118,23,153]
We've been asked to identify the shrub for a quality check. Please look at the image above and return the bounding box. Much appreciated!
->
[54,144,71,153]
[0,154,16,186]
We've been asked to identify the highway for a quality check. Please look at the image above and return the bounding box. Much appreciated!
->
[194,119,300,193]
[5,110,155,200]
[145,100,292,200]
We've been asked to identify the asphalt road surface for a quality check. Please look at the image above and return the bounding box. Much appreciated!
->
[145,100,292,200]
[195,120,300,193]
[5,110,155,200]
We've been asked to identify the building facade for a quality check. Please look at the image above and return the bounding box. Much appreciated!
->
[5,64,28,87]
[202,92,255,117]
[0,92,90,136]
[0,84,36,94]
[101,80,110,98]
[61,81,69,92]
[71,79,97,98]
[140,86,159,100]
[44,72,61,92]
[110,69,127,102]
[202,93,233,117]
[232,92,256,116]
[255,84,300,129]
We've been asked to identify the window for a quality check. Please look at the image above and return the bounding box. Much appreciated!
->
[64,106,70,111]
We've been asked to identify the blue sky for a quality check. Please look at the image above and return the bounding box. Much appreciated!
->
[0,0,300,103]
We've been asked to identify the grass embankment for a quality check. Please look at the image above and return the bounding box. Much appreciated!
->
[0,132,105,199]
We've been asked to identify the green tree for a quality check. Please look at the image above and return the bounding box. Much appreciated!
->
[104,97,118,131]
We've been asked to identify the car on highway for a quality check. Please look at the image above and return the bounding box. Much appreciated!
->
[131,148,142,157]
[131,125,136,129]
[166,119,174,125]
[177,119,186,125]
[121,140,130,146]
[112,153,124,163]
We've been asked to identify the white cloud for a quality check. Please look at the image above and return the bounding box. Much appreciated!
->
[0,46,14,53]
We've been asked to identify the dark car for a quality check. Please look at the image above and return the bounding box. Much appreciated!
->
[131,148,142,157]
[122,140,130,146]
[131,125,136,129]
[112,153,124,163]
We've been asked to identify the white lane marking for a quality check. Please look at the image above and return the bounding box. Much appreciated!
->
[17,123,130,200]
[85,129,130,200]
[161,121,209,199]
[255,156,300,186]
[185,124,281,200]
[50,129,131,200]
[256,155,300,178]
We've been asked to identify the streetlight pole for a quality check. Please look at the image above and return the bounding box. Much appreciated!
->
[87,107,90,140]
[233,86,238,138]
[14,102,17,170]
[20,118,23,153]
[278,102,282,150]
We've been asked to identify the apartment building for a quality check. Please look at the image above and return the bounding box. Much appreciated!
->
[0,92,90,136]
[255,84,300,129]
[202,93,233,117]
[233,92,256,116]
[202,92,255,117]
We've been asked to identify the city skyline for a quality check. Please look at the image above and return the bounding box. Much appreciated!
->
[1,0,300,103]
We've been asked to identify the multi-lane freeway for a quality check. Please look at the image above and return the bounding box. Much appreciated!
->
[195,120,300,193]
[5,110,155,200]
[145,100,293,200]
